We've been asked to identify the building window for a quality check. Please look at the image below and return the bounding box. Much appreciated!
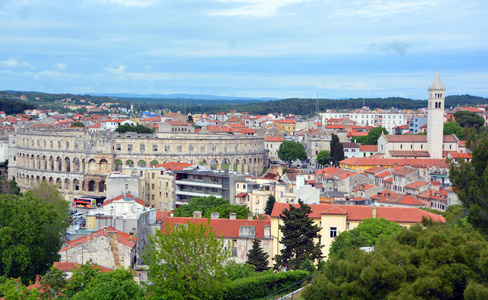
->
[140,144,145,152]
[330,227,337,238]
[127,144,133,151]
[153,144,158,151]
[347,223,350,229]
[116,144,121,151]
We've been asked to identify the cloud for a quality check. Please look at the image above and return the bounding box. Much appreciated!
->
[0,57,34,69]
[209,0,314,17]
[87,0,160,7]
[334,0,437,18]
[369,41,411,55]
[104,64,127,75]
[54,63,66,71]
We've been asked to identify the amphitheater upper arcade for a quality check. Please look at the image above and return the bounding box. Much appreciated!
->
[9,129,269,200]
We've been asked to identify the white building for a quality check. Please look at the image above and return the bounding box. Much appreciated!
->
[321,112,407,133]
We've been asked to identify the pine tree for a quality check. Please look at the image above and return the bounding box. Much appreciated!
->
[264,195,276,215]
[274,200,323,270]
[247,239,270,272]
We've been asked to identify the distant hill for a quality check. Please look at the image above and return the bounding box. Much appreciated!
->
[89,92,276,101]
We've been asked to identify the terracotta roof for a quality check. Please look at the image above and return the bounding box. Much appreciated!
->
[392,167,418,176]
[342,142,360,148]
[162,217,271,239]
[166,121,190,126]
[405,181,429,189]
[399,195,426,206]
[340,157,450,168]
[359,145,378,152]
[321,206,348,215]
[235,192,248,197]
[389,150,431,157]
[449,152,471,159]
[158,161,194,170]
[264,136,285,142]
[103,193,145,207]
[384,135,427,142]
[376,206,444,223]
[275,119,296,124]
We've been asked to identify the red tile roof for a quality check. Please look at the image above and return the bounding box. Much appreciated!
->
[103,193,145,207]
[264,136,285,142]
[158,161,194,170]
[59,227,136,253]
[162,217,271,239]
[359,145,378,152]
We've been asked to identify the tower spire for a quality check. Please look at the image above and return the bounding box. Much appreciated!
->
[431,67,443,89]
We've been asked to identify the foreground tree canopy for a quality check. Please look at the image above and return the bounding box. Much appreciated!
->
[453,110,485,129]
[450,132,488,236]
[145,222,231,299]
[115,123,155,134]
[173,196,251,219]
[0,190,69,282]
[363,126,388,145]
[329,217,401,259]
[316,150,330,167]
[302,224,488,299]
[277,141,308,165]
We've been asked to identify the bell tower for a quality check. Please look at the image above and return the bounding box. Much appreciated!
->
[427,68,445,159]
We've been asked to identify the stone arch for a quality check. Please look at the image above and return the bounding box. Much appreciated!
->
[88,180,96,192]
[138,160,147,168]
[36,155,41,169]
[30,154,35,169]
[48,177,54,184]
[210,159,218,170]
[65,157,71,172]
[64,178,71,190]
[49,156,55,171]
[150,159,159,166]
[99,159,109,172]
[115,159,123,171]
[88,158,97,172]
[56,178,62,189]
[222,158,231,172]
[42,176,46,182]
[73,157,81,172]
[57,156,62,172]
[73,179,80,191]
[99,180,106,193]
[126,159,134,167]
[36,175,40,185]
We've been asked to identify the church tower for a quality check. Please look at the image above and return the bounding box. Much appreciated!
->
[427,68,445,159]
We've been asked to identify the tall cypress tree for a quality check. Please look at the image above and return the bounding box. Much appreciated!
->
[247,239,270,272]
[264,195,276,215]
[274,200,323,270]
[330,134,344,165]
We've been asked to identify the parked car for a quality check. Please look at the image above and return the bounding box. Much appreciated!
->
[72,213,83,219]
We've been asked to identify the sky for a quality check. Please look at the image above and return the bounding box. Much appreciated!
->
[0,0,487,100]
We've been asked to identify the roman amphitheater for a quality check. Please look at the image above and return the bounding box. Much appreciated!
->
[9,128,268,200]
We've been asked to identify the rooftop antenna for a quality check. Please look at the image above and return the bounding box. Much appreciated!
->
[315,92,319,115]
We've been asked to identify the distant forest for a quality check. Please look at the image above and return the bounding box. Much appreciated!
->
[0,98,36,115]
[1,90,487,116]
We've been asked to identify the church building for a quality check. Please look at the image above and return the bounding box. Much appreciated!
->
[377,69,460,159]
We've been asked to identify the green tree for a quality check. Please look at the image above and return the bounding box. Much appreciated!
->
[444,121,462,138]
[0,277,40,300]
[115,123,155,134]
[274,200,323,270]
[364,126,388,145]
[449,132,488,236]
[173,196,251,219]
[0,193,66,281]
[302,224,488,300]
[0,179,20,195]
[316,150,330,167]
[329,134,344,165]
[71,121,85,127]
[264,195,276,215]
[246,239,270,272]
[453,110,485,129]
[277,141,307,165]
[329,218,401,259]
[394,126,402,135]
[145,222,231,299]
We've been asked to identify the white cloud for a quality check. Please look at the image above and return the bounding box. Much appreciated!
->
[210,0,314,17]
[0,57,34,69]
[104,64,127,75]
[87,0,160,7]
[54,63,66,71]
[334,0,437,18]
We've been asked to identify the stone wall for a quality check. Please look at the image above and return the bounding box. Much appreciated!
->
[9,128,269,200]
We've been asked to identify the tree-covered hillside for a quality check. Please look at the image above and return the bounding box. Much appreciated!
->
[0,98,36,115]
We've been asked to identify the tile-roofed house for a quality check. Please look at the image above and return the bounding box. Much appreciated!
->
[162,214,272,265]
[58,227,136,269]
[377,133,460,159]
[270,203,443,258]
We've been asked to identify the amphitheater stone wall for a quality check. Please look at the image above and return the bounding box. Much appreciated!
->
[9,128,269,200]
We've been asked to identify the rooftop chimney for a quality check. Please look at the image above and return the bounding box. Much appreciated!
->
[248,213,253,221]
[229,213,237,220]
[193,211,202,219]
[211,212,219,219]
